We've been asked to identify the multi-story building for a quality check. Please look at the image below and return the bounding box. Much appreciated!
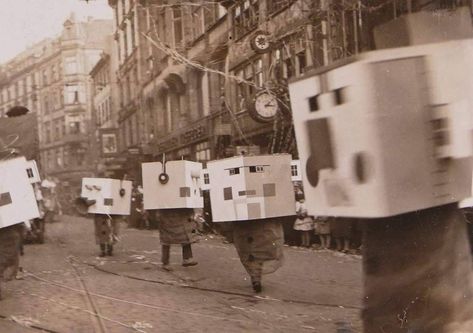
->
[89,35,123,178]
[0,14,112,208]
[107,0,470,183]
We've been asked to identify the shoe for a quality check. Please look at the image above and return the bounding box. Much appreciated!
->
[252,281,262,293]
[182,259,198,267]
[162,264,173,271]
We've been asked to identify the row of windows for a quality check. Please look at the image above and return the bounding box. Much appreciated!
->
[97,97,112,126]
[41,146,86,171]
[43,117,83,144]
[0,57,79,106]
[232,0,297,40]
[227,165,266,176]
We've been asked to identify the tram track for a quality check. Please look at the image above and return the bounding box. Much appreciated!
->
[70,256,361,311]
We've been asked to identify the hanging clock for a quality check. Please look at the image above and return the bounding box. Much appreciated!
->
[250,31,271,54]
[248,91,280,123]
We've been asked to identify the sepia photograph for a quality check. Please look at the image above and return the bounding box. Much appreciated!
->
[1,0,473,332]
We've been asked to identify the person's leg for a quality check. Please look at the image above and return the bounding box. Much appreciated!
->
[99,244,106,257]
[182,244,198,266]
[305,231,311,247]
[250,262,263,293]
[107,243,113,256]
[326,235,331,249]
[161,244,170,265]
[320,235,326,249]
[335,238,342,251]
[343,238,350,252]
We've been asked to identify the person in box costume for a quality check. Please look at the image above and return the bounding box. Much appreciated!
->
[204,155,296,292]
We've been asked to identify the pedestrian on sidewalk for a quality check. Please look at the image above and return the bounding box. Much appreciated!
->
[314,216,331,249]
[293,198,313,247]
[156,208,199,271]
[329,218,352,253]
[233,219,284,293]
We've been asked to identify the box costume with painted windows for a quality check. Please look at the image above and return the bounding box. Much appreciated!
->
[203,154,297,292]
[142,160,203,210]
[141,160,202,268]
[80,178,132,216]
[0,157,40,229]
[289,39,473,218]
[204,154,297,222]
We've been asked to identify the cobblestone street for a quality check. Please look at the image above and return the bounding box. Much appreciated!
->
[0,216,362,333]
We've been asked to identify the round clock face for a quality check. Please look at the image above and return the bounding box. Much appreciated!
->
[254,93,279,120]
[254,34,270,51]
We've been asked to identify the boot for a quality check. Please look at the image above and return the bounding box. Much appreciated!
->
[99,244,106,257]
[107,244,113,256]
[252,281,262,293]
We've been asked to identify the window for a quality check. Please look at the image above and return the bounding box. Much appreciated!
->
[223,187,233,200]
[54,120,61,140]
[192,6,204,40]
[130,13,136,49]
[271,33,307,80]
[43,95,50,114]
[267,0,296,16]
[51,65,57,81]
[198,72,210,116]
[26,168,34,178]
[64,57,78,74]
[233,0,259,40]
[254,59,263,88]
[42,69,48,86]
[239,190,256,196]
[263,183,276,197]
[203,173,210,185]
[249,165,264,173]
[70,120,81,134]
[291,164,299,177]
[180,187,191,197]
[172,7,183,46]
[296,51,307,75]
[229,167,240,175]
[233,57,262,109]
[65,84,81,104]
[44,122,51,143]
[196,141,211,161]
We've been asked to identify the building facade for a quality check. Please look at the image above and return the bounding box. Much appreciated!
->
[89,35,124,178]
[106,0,470,184]
[0,15,113,210]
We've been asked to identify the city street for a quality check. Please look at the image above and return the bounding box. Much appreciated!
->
[0,216,362,333]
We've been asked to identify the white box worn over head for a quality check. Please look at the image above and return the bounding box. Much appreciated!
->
[0,157,40,228]
[289,39,473,218]
[81,178,132,215]
[142,160,204,209]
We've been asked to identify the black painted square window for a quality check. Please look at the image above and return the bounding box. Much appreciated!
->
[223,187,233,200]
[263,183,276,197]
[180,187,191,197]
[0,192,12,206]
[229,167,240,175]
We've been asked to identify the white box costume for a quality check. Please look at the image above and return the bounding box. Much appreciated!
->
[0,157,40,229]
[142,160,203,210]
[80,178,132,215]
[289,39,473,218]
[204,154,297,222]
